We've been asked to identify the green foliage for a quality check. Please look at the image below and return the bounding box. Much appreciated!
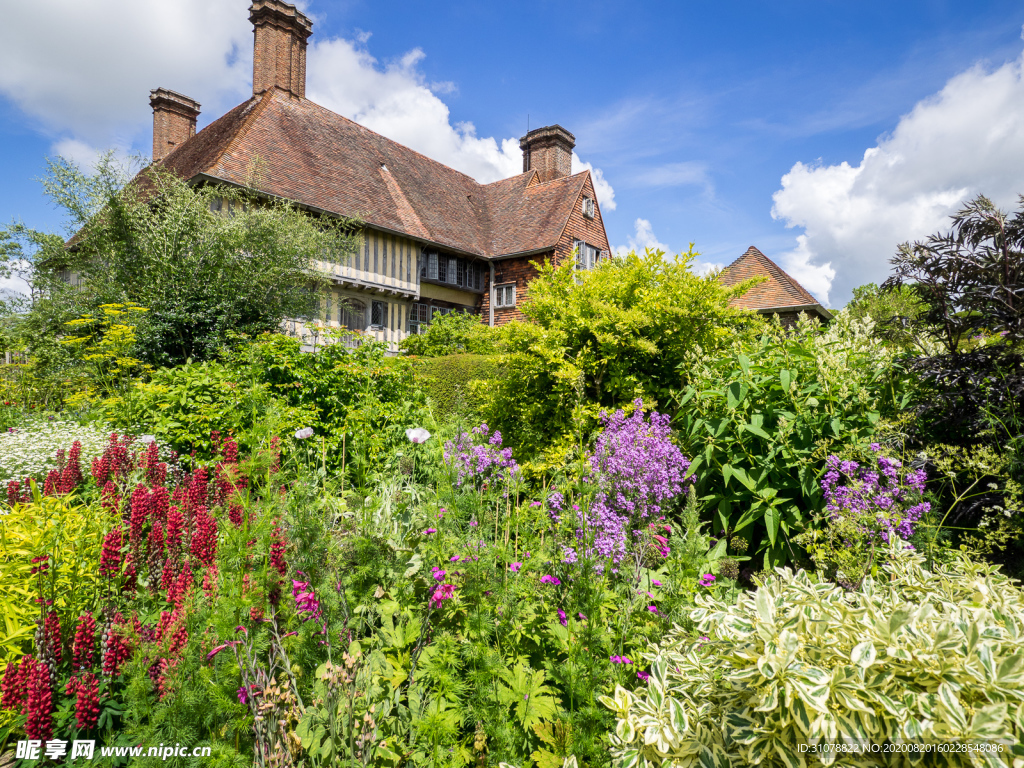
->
[482,248,758,457]
[400,311,499,357]
[604,545,1024,766]
[673,312,909,566]
[107,333,426,483]
[845,282,925,345]
[3,153,358,369]
[412,353,504,423]
[0,492,105,668]
[107,357,311,459]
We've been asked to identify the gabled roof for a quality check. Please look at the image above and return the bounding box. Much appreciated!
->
[159,87,593,259]
[718,246,832,321]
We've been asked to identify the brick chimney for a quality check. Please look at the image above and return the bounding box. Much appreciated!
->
[250,0,313,98]
[520,125,575,182]
[150,88,201,162]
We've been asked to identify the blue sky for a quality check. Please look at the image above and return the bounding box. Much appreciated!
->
[3,0,1024,305]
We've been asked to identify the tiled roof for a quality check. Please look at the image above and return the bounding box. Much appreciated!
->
[718,246,831,319]
[159,88,590,259]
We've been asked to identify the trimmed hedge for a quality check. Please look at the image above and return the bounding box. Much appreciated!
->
[412,353,504,423]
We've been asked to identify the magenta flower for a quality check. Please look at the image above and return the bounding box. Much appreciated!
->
[424,528,437,535]
[610,655,632,665]
[530,501,541,507]
[540,574,561,585]
[557,609,567,627]
[652,580,662,587]
[698,574,716,588]
[291,579,323,622]
[237,686,250,704]
[637,670,650,682]
[450,555,461,562]
[430,583,456,608]
[647,605,658,614]
[509,562,522,573]
[431,567,447,582]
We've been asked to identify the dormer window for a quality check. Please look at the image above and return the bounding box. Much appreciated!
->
[581,196,595,218]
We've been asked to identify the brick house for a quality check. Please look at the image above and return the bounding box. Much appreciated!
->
[718,246,831,325]
[148,0,610,353]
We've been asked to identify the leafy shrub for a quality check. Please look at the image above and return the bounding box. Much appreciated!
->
[674,311,909,566]
[0,493,106,669]
[603,545,1024,766]
[107,357,313,460]
[482,248,757,458]
[400,311,499,357]
[413,353,504,423]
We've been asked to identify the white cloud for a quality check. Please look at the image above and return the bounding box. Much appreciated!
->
[614,218,720,274]
[772,50,1024,306]
[616,218,670,256]
[0,0,251,145]
[0,1,615,198]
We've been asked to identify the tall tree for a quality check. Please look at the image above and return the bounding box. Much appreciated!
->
[1,153,358,367]
[882,194,1024,443]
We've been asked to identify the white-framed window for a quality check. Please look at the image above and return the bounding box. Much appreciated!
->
[371,300,387,329]
[325,292,333,323]
[494,283,516,308]
[573,239,599,270]
[581,196,595,218]
[427,252,439,281]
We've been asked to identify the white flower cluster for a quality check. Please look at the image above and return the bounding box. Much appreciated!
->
[0,419,113,483]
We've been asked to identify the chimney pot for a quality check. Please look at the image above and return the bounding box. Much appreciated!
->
[519,124,575,182]
[150,88,200,162]
[249,0,313,98]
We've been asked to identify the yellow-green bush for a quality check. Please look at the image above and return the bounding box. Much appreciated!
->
[0,492,107,670]
[413,353,504,423]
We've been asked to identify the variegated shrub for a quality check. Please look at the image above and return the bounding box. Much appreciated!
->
[602,545,1024,767]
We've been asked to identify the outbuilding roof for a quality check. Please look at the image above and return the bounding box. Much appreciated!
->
[718,246,832,321]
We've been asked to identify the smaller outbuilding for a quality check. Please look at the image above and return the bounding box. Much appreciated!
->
[718,246,832,325]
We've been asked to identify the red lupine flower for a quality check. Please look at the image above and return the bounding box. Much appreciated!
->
[149,485,170,527]
[99,524,124,578]
[57,440,84,494]
[228,502,243,527]
[101,480,120,517]
[44,611,62,666]
[72,614,97,670]
[6,479,20,507]
[24,656,52,741]
[128,484,150,548]
[42,469,59,497]
[102,613,133,677]
[165,507,184,556]
[185,468,209,514]
[74,672,100,729]
[0,656,29,712]
[269,524,288,576]
[167,562,193,611]
[189,505,217,566]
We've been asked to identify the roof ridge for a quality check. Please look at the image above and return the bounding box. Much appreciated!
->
[202,89,277,177]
